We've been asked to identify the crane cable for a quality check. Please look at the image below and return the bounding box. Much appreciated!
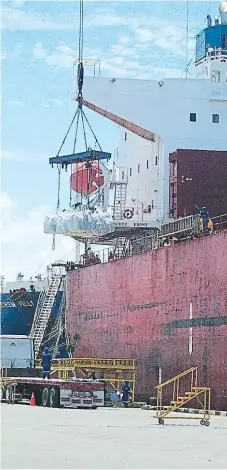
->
[52,0,105,248]
[52,108,80,250]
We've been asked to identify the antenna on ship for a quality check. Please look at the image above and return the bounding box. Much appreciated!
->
[185,0,189,78]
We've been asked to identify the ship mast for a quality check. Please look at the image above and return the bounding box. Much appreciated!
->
[185,0,189,78]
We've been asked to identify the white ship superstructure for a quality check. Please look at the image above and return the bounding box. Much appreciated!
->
[76,2,227,223]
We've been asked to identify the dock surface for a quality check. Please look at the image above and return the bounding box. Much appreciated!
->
[1,404,227,469]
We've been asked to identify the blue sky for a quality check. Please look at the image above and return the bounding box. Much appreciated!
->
[1,0,220,281]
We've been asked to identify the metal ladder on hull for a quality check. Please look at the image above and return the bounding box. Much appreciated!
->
[30,271,62,358]
[113,237,130,259]
[113,185,127,220]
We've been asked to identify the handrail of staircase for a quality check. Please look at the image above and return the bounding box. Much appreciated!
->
[155,366,197,389]
[30,276,50,337]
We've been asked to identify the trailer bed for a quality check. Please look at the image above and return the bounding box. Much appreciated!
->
[2,377,105,409]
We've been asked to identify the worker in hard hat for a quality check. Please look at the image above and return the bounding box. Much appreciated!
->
[41,347,51,379]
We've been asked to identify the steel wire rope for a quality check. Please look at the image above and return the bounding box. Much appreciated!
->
[52,109,80,249]
[70,108,81,207]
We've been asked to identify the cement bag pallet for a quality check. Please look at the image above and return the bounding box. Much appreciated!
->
[44,209,114,237]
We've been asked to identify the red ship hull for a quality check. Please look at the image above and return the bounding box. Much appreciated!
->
[67,231,227,410]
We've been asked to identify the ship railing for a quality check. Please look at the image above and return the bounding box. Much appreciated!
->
[110,166,128,185]
[36,357,135,369]
[206,48,227,59]
[212,213,227,232]
[160,214,200,238]
[74,213,227,268]
[30,276,51,338]
[78,234,159,266]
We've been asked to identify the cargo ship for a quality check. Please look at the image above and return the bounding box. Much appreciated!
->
[1,274,46,336]
[0,267,68,358]
[6,3,226,407]
[56,3,226,410]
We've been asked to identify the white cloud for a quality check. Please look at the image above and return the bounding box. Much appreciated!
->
[1,5,76,31]
[0,149,52,163]
[42,98,64,108]
[8,99,24,107]
[0,191,13,215]
[33,43,46,59]
[1,149,13,160]
[134,28,154,43]
[110,44,137,57]
[1,43,23,61]
[9,1,26,8]
[33,42,75,69]
[0,191,76,281]
[133,23,195,58]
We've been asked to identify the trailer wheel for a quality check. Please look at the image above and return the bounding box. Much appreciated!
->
[204,420,210,427]
[49,388,59,408]
[35,390,42,406]
[42,388,50,407]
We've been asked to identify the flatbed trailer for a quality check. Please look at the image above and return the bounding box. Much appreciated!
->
[1,377,105,409]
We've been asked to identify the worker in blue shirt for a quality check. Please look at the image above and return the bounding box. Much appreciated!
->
[200,206,210,233]
[41,347,51,379]
[121,380,131,407]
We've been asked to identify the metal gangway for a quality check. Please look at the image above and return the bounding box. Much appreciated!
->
[30,265,64,358]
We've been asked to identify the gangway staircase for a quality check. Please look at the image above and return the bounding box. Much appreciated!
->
[155,367,211,426]
[30,266,63,359]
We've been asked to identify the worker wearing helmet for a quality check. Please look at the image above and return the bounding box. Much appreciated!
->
[41,347,51,379]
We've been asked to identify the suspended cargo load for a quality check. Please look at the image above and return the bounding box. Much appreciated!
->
[44,208,114,238]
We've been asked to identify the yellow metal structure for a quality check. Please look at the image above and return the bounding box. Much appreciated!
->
[155,367,211,426]
[36,357,136,401]
[0,367,10,388]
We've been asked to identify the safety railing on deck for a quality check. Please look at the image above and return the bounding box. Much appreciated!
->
[212,213,227,232]
[74,213,227,269]
[36,357,135,370]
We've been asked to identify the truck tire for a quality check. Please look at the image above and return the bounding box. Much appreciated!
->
[49,387,59,408]
[42,388,50,407]
[34,390,42,406]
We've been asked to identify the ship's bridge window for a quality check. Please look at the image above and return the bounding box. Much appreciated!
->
[212,113,219,123]
[138,164,140,173]
[124,132,127,141]
[190,113,196,122]
[130,168,132,176]
[212,70,220,83]
[147,160,149,169]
